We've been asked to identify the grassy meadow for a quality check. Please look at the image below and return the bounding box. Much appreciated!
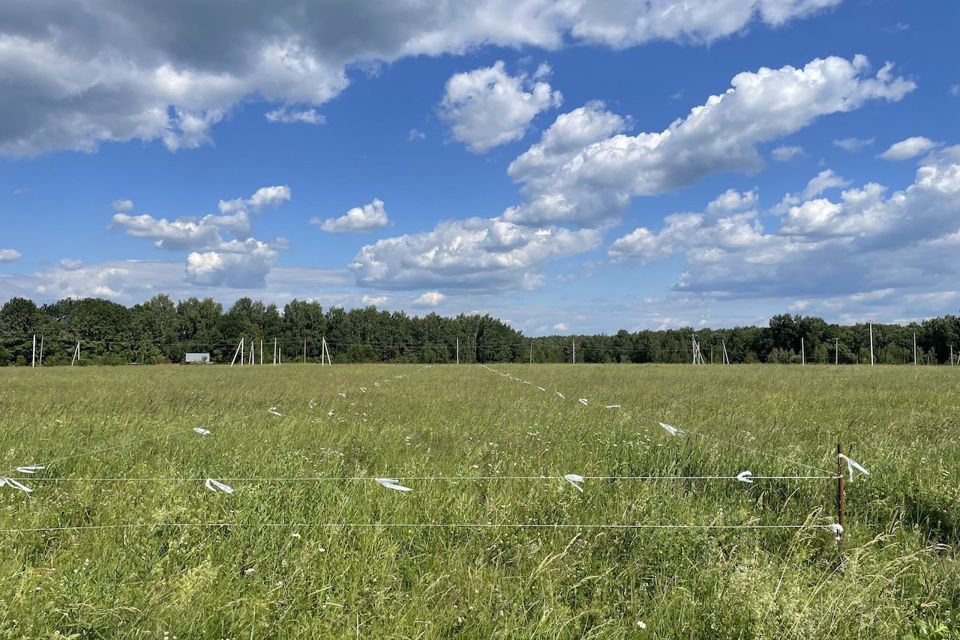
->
[0,363,957,638]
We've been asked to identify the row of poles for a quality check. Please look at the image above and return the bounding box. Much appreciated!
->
[693,323,959,365]
[230,336,333,367]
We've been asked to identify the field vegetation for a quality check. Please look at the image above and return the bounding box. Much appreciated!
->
[0,364,957,638]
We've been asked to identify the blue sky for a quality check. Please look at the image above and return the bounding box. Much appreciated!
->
[1,0,958,334]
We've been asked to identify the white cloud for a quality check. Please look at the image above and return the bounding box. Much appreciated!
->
[186,239,278,288]
[112,199,134,213]
[265,106,325,125]
[58,258,84,271]
[313,198,389,233]
[440,61,562,152]
[0,258,353,306]
[505,55,914,226]
[608,146,960,301]
[880,136,937,160]
[950,84,960,97]
[707,189,758,213]
[361,294,389,306]
[833,136,874,152]
[0,1,842,157]
[112,185,291,288]
[772,145,804,161]
[408,129,426,141]
[351,217,602,291]
[553,322,567,331]
[774,169,850,212]
[0,249,22,263]
[413,291,445,306]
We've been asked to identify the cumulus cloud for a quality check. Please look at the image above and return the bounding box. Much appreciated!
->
[265,106,325,125]
[504,55,914,226]
[112,199,134,213]
[880,136,937,160]
[608,146,960,300]
[111,185,292,288]
[361,294,389,306]
[313,198,389,233]
[774,169,850,212]
[186,239,279,288]
[772,145,804,161]
[0,1,841,157]
[413,291,445,306]
[440,61,562,152]
[833,136,874,152]
[0,249,22,263]
[707,189,758,213]
[351,217,602,290]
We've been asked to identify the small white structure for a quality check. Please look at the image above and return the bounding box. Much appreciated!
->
[185,352,211,364]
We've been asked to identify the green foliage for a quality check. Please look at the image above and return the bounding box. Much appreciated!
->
[2,296,960,366]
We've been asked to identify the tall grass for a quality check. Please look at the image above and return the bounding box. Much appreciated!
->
[0,364,956,638]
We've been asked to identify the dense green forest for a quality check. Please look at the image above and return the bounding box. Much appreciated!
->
[1,295,958,366]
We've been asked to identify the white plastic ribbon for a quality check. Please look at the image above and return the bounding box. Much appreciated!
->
[838,454,870,482]
[360,387,367,393]
[556,392,565,400]
[268,407,283,417]
[375,477,412,492]
[563,473,585,492]
[193,427,211,436]
[204,478,234,494]
[659,422,681,436]
[537,387,546,392]
[578,398,589,406]
[15,465,45,474]
[827,523,844,537]
[1,477,33,493]
[735,470,754,484]
[338,392,347,398]
[605,404,621,410]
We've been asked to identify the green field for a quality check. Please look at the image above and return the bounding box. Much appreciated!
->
[0,364,957,638]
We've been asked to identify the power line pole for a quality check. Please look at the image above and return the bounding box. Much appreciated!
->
[835,338,839,365]
[572,340,576,365]
[913,333,917,365]
[801,337,805,365]
[303,338,307,364]
[456,338,459,364]
[869,322,874,366]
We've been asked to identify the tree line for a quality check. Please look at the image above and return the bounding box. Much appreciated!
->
[0,295,958,366]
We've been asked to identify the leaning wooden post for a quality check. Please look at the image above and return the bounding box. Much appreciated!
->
[837,442,846,548]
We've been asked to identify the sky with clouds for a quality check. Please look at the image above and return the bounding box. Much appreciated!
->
[0,0,958,334]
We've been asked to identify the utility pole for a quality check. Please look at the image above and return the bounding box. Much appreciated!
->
[869,323,874,366]
[529,339,533,364]
[260,340,263,365]
[303,338,307,364]
[273,338,277,366]
[801,337,805,365]
[31,335,36,368]
[38,335,44,366]
[835,338,839,365]
[913,333,917,365]
[572,340,576,365]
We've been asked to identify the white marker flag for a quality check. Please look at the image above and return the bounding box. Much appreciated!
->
[578,398,589,406]
[563,473,585,492]
[376,478,412,492]
[605,405,621,410]
[838,454,870,482]
[15,465,45,474]
[736,470,754,484]
[556,392,565,400]
[268,407,283,417]
[193,427,211,436]
[659,422,681,436]
[0,477,33,493]
[205,478,234,494]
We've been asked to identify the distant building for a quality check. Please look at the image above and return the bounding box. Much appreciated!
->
[185,352,211,364]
